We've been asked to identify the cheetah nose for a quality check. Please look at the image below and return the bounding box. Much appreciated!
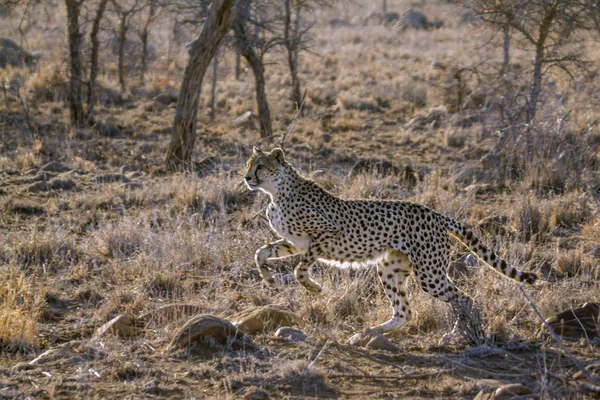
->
[244,175,252,182]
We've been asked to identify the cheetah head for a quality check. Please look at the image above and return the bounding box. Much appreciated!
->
[243,147,286,195]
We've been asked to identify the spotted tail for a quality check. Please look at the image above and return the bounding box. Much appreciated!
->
[442,215,537,284]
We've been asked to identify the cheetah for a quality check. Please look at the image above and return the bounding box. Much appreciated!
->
[244,147,537,337]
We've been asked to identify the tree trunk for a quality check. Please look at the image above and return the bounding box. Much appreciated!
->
[118,14,128,93]
[382,0,387,13]
[526,6,556,123]
[284,0,302,113]
[87,0,109,125]
[500,21,510,77]
[65,0,84,127]
[140,2,156,84]
[233,7,272,139]
[165,0,236,171]
[209,46,219,121]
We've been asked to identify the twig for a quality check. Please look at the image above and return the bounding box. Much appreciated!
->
[279,89,306,151]
[518,285,599,385]
[328,369,455,381]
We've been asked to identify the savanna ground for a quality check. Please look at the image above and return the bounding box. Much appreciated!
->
[1,0,600,398]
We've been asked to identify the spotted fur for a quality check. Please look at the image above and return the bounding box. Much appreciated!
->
[244,147,537,334]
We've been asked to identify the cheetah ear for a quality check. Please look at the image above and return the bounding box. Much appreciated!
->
[271,148,286,165]
[252,146,263,156]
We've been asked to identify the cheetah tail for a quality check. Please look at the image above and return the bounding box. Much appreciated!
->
[444,216,537,285]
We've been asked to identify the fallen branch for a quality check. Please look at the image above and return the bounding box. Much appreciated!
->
[328,369,456,381]
[518,285,599,385]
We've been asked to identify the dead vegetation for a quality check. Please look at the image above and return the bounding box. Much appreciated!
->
[0,0,599,398]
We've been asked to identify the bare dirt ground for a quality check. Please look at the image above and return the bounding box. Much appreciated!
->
[1,0,600,398]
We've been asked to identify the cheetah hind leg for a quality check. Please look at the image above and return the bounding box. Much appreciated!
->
[294,253,322,293]
[347,250,412,347]
[371,250,413,333]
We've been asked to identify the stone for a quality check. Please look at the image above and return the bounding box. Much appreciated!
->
[50,179,76,191]
[544,302,600,339]
[328,17,352,28]
[366,334,398,352]
[275,327,307,342]
[168,314,247,350]
[94,315,135,338]
[40,161,72,173]
[399,9,429,31]
[26,181,49,192]
[153,93,177,106]
[0,38,36,68]
[232,306,300,335]
[494,383,532,399]
[347,328,395,349]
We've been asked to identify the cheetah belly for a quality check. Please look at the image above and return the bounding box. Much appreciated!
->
[267,205,311,254]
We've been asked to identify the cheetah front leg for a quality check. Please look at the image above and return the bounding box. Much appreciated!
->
[255,239,298,286]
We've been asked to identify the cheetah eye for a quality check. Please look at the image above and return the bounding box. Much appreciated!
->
[256,165,264,171]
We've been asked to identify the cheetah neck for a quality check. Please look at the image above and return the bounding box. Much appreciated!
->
[268,163,337,205]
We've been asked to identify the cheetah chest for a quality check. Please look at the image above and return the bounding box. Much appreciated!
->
[267,203,311,254]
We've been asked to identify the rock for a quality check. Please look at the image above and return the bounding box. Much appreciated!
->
[153,93,177,106]
[382,11,400,26]
[95,173,130,183]
[275,327,307,342]
[544,302,600,339]
[41,161,72,173]
[94,315,135,338]
[27,181,50,192]
[232,306,300,335]
[366,334,398,352]
[399,9,430,31]
[347,329,400,352]
[328,17,352,28]
[50,179,76,191]
[168,314,247,350]
[494,383,532,399]
[0,38,36,68]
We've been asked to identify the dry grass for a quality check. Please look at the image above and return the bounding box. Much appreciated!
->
[0,0,599,398]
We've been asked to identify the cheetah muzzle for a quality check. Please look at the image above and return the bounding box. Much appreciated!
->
[243,147,537,340]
